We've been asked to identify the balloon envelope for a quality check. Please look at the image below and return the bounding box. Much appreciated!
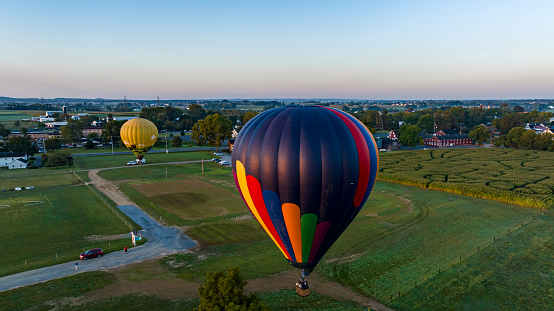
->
[120,118,158,160]
[232,106,379,271]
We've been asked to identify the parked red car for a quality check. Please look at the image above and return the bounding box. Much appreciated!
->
[80,248,104,260]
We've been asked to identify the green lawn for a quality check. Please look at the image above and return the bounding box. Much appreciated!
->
[160,180,545,310]
[0,185,134,277]
[379,148,554,209]
[185,218,268,246]
[73,150,214,170]
[391,213,554,311]
[0,271,116,311]
[0,111,33,122]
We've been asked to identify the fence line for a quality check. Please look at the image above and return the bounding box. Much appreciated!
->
[72,171,134,231]
[389,214,541,303]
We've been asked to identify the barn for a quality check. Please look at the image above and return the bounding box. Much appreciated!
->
[422,130,473,147]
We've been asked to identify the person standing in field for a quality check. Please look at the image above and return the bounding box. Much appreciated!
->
[124,246,128,254]
[75,261,78,271]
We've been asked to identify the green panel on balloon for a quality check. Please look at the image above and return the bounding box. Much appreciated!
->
[301,213,318,263]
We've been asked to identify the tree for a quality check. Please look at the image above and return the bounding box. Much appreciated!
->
[87,132,99,140]
[7,136,38,155]
[191,113,232,152]
[398,124,422,149]
[44,138,63,151]
[60,119,83,143]
[513,105,525,113]
[46,152,68,167]
[468,125,489,145]
[534,133,554,151]
[416,114,434,133]
[101,120,126,145]
[20,128,29,137]
[85,139,95,149]
[198,266,267,311]
[14,120,20,127]
[242,111,258,124]
[172,135,182,147]
[0,123,11,137]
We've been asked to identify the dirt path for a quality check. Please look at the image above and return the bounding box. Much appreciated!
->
[82,261,393,311]
[88,169,136,206]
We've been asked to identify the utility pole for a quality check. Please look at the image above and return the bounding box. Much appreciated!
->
[165,131,168,154]
[111,136,114,155]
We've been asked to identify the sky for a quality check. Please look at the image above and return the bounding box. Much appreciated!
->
[1,0,553,100]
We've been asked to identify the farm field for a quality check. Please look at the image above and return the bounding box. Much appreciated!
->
[0,169,136,277]
[148,175,545,309]
[379,148,554,209]
[72,150,214,170]
[131,179,245,220]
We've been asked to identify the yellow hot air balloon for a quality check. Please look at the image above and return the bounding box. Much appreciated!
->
[120,118,158,162]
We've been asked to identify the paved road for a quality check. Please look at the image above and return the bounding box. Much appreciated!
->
[0,169,199,293]
[71,147,217,157]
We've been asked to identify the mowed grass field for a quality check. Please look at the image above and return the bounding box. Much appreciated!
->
[73,150,214,170]
[131,179,245,220]
[0,169,137,277]
[379,148,554,209]
[151,176,548,310]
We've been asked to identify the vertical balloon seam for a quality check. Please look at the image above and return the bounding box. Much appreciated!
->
[246,175,291,259]
[308,221,331,262]
[235,160,289,258]
[341,112,379,211]
[262,189,296,262]
[258,108,296,261]
[324,108,370,208]
[282,203,302,262]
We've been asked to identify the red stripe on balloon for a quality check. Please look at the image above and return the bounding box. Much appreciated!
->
[325,108,371,207]
[308,221,331,263]
[246,175,292,260]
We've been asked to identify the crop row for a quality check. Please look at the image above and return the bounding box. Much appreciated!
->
[378,148,554,209]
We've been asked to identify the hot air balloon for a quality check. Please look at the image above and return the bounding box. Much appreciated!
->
[232,106,379,290]
[120,118,158,163]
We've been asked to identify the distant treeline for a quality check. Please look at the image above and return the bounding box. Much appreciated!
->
[1,103,58,111]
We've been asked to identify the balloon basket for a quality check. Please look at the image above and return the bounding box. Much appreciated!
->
[296,287,310,297]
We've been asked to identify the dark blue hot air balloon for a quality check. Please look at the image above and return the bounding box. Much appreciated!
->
[232,106,379,287]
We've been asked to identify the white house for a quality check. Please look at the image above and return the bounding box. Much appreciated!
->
[0,152,28,169]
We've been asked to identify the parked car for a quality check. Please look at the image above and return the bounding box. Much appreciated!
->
[213,152,223,156]
[80,248,104,260]
[127,161,137,165]
[219,161,229,166]
[213,159,221,164]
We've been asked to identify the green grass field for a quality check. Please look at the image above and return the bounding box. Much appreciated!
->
[0,111,33,122]
[379,148,554,209]
[73,150,214,170]
[0,271,116,310]
[391,213,554,311]
[159,180,547,310]
[0,165,142,277]
[0,185,134,276]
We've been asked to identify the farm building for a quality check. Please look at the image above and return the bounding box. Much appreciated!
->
[524,123,554,135]
[422,130,473,147]
[373,130,401,151]
[0,152,28,169]
[82,127,103,136]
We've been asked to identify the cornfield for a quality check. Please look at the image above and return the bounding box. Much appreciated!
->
[378,148,554,209]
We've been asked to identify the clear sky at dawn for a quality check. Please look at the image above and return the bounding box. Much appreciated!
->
[1,0,553,100]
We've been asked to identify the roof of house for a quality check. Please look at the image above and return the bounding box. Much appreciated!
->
[0,152,26,158]
[435,134,469,140]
